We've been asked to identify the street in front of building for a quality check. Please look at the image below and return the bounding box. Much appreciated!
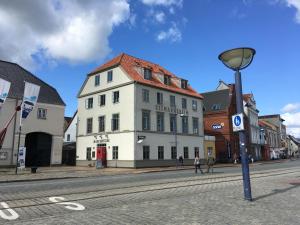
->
[0,160,299,224]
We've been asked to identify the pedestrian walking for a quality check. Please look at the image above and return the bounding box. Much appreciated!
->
[194,155,203,174]
[206,155,215,174]
[179,155,184,167]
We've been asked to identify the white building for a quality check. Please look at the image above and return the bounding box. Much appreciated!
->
[0,60,65,167]
[76,53,204,167]
[243,94,262,160]
[64,111,77,143]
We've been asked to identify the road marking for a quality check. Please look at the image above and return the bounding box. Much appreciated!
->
[0,202,19,220]
[49,197,85,211]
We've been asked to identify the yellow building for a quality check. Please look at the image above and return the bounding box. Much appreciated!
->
[204,135,216,160]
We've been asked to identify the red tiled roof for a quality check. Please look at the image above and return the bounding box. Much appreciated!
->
[89,53,203,99]
[243,93,252,102]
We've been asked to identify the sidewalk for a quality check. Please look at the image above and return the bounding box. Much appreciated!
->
[0,159,291,183]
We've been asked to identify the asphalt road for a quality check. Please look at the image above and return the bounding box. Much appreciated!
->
[0,160,299,224]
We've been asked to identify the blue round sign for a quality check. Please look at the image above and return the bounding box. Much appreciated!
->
[234,116,241,126]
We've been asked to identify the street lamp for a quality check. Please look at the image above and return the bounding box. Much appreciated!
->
[218,47,256,201]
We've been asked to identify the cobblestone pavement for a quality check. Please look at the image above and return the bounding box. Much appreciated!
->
[0,163,299,225]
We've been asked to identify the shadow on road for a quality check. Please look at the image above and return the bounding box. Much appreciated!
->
[253,182,300,201]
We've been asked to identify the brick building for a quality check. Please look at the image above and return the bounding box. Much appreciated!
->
[202,81,241,162]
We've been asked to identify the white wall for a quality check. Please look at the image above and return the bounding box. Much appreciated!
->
[0,98,65,166]
[64,114,77,142]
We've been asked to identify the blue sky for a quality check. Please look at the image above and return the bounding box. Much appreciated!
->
[0,0,300,136]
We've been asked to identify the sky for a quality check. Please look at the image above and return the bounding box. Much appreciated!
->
[0,0,300,137]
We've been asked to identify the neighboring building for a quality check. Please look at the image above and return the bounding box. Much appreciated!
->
[202,81,240,162]
[204,135,216,160]
[243,94,262,160]
[0,60,65,167]
[259,114,286,157]
[62,111,77,166]
[287,135,300,157]
[259,119,281,160]
[64,111,77,143]
[76,53,204,167]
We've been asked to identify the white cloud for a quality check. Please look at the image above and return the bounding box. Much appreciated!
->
[0,0,130,69]
[281,111,300,137]
[285,0,300,23]
[155,11,166,23]
[156,23,182,42]
[141,0,183,7]
[281,103,300,113]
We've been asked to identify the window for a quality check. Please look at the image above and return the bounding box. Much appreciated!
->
[181,79,188,89]
[86,118,93,134]
[193,117,199,134]
[99,94,106,106]
[142,89,149,103]
[184,147,189,159]
[92,151,95,158]
[158,146,164,160]
[157,112,164,132]
[143,146,150,160]
[194,147,199,157]
[113,146,118,159]
[98,116,105,132]
[170,114,177,133]
[142,110,151,131]
[113,91,119,103]
[157,92,163,105]
[182,116,189,134]
[212,104,221,110]
[182,98,187,109]
[171,146,177,159]
[144,68,152,80]
[207,147,213,157]
[67,134,70,142]
[95,75,100,86]
[107,70,113,82]
[170,95,176,107]
[37,108,47,119]
[112,114,119,131]
[192,100,197,111]
[164,75,171,85]
[86,148,92,161]
[86,97,93,109]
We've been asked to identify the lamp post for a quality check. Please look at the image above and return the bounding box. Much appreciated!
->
[218,47,256,201]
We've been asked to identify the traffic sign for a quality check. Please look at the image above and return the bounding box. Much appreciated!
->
[232,113,244,132]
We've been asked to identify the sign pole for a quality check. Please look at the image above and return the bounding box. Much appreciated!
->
[15,104,23,175]
[235,70,252,201]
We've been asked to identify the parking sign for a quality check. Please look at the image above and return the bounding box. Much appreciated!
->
[232,113,244,132]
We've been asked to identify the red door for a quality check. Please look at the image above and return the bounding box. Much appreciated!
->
[96,146,107,167]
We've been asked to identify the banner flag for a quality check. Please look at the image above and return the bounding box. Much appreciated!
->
[17,147,26,169]
[21,82,40,120]
[0,78,11,109]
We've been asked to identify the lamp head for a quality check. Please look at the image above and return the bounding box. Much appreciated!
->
[218,47,256,71]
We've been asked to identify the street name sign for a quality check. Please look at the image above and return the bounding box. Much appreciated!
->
[232,113,244,132]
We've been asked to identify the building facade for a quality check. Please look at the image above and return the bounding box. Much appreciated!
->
[243,94,262,160]
[0,60,65,167]
[259,119,281,160]
[76,53,204,168]
[202,81,240,162]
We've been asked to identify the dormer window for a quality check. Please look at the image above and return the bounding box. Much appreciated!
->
[144,68,152,80]
[181,79,188,89]
[212,104,221,110]
[164,75,171,85]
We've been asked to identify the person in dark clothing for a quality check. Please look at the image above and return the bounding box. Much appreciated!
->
[179,155,183,167]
